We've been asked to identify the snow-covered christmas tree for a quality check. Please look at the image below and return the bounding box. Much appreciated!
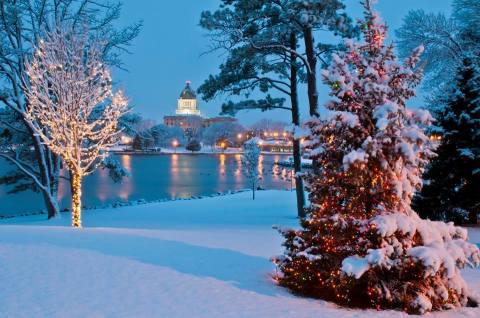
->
[274,1,480,314]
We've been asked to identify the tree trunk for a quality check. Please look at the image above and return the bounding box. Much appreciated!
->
[252,181,256,200]
[469,209,478,225]
[303,26,319,117]
[43,190,60,220]
[290,32,306,218]
[28,120,61,219]
[71,171,82,228]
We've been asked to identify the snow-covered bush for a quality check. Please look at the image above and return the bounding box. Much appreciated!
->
[274,1,480,314]
[242,139,261,200]
[186,139,201,152]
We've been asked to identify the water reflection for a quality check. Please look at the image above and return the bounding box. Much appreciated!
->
[118,155,133,201]
[169,154,179,198]
[121,155,132,173]
[97,167,109,201]
[219,154,226,174]
[258,155,264,175]
[0,154,292,216]
[234,154,241,181]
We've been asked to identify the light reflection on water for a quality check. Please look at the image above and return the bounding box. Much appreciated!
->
[0,153,293,216]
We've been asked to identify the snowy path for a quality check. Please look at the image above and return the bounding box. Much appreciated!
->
[1,191,479,318]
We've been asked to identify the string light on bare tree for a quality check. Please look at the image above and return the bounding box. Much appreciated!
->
[24,27,128,228]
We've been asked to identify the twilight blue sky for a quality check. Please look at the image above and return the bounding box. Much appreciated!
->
[115,0,451,126]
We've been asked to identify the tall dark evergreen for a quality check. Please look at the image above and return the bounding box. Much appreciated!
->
[414,58,480,224]
[199,0,356,218]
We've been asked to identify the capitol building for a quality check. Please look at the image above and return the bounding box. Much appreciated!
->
[164,81,237,130]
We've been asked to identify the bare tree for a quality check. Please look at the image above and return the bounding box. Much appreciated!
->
[25,28,128,228]
[0,0,140,219]
[396,0,480,91]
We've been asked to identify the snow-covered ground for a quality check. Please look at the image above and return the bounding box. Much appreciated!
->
[0,190,479,318]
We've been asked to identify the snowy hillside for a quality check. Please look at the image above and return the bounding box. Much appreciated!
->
[1,191,479,318]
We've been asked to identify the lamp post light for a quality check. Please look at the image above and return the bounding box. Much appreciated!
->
[121,135,132,151]
[237,133,243,147]
[172,139,178,153]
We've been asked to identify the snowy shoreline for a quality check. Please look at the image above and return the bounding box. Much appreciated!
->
[0,188,261,220]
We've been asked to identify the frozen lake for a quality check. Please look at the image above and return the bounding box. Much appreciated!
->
[0,153,293,216]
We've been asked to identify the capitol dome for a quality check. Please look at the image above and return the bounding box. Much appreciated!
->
[179,81,197,100]
[176,81,201,116]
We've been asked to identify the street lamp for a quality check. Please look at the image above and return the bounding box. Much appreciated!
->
[121,135,132,144]
[237,133,243,147]
[172,139,178,153]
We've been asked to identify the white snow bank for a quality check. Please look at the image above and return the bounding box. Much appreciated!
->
[0,191,479,318]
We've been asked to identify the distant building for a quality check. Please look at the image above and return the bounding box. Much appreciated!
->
[175,81,201,116]
[164,81,237,130]
[257,139,293,153]
[164,115,203,130]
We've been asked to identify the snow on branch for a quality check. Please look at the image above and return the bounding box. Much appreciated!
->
[24,27,128,177]
[24,26,128,227]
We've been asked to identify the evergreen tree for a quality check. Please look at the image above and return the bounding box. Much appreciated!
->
[186,139,201,152]
[199,0,356,218]
[132,135,144,151]
[242,139,261,200]
[274,1,480,314]
[414,58,480,224]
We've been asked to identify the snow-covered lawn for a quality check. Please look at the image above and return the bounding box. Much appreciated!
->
[0,190,479,318]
